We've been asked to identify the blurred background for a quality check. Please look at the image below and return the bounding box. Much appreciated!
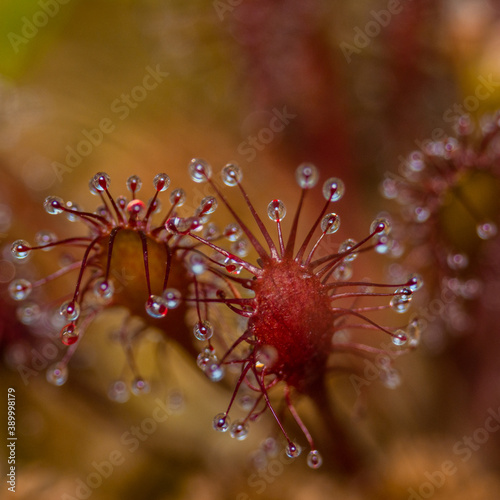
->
[1,0,500,498]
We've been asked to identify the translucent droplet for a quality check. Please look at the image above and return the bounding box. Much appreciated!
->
[65,201,81,222]
[188,253,207,275]
[93,278,114,300]
[162,288,181,309]
[198,196,218,215]
[188,158,212,183]
[35,230,57,250]
[126,175,142,193]
[11,239,31,259]
[370,217,391,235]
[413,206,430,223]
[145,295,168,318]
[255,345,278,368]
[477,221,497,240]
[231,238,249,258]
[375,234,393,254]
[221,163,243,186]
[307,450,323,469]
[17,302,41,325]
[92,172,111,192]
[286,442,302,458]
[295,163,318,189]
[230,420,249,440]
[127,199,146,219]
[193,320,214,341]
[43,195,64,215]
[380,367,401,389]
[205,360,225,382]
[447,252,468,270]
[390,288,412,313]
[46,363,68,386]
[321,213,340,234]
[408,151,425,172]
[267,199,286,222]
[407,273,423,292]
[224,223,242,241]
[197,348,212,370]
[131,377,150,395]
[407,316,422,347]
[59,300,80,322]
[8,278,32,301]
[381,177,398,199]
[60,323,79,346]
[108,380,130,403]
[322,177,345,202]
[169,188,186,207]
[153,173,170,192]
[333,263,352,281]
[392,329,407,346]
[213,413,230,432]
[338,239,357,262]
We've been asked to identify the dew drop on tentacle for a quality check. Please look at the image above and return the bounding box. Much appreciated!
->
[188,253,207,275]
[213,413,230,432]
[65,201,82,222]
[286,442,302,458]
[147,197,162,215]
[145,295,168,318]
[162,288,181,309]
[59,300,80,322]
[390,288,413,313]
[8,278,32,301]
[338,238,358,262]
[126,175,142,194]
[267,199,286,222]
[108,380,130,403]
[375,234,393,254]
[169,188,186,207]
[230,420,249,440]
[16,302,41,325]
[198,196,218,215]
[407,273,424,292]
[224,223,242,242]
[127,199,147,219]
[477,221,498,240]
[193,320,214,341]
[322,177,345,202]
[406,316,422,347]
[447,252,469,270]
[295,163,319,189]
[307,450,323,469]
[321,213,340,234]
[333,262,352,281]
[60,323,79,346]
[11,239,31,260]
[392,329,408,346]
[231,238,249,258]
[370,217,391,235]
[205,360,225,382]
[221,163,243,186]
[131,377,151,395]
[380,367,401,389]
[46,362,68,386]
[92,172,111,192]
[35,230,57,250]
[188,158,212,183]
[93,278,115,301]
[153,173,170,192]
[43,195,64,215]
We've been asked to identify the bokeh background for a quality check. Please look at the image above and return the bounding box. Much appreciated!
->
[1,0,500,499]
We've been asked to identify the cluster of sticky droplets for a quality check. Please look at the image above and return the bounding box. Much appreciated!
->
[197,346,225,382]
